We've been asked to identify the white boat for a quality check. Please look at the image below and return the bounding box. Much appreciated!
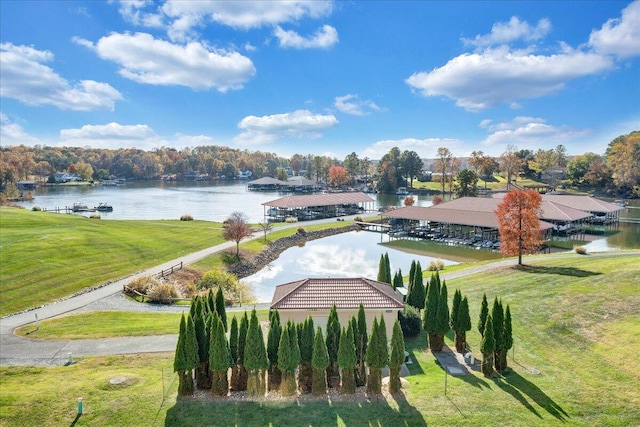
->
[396,187,409,195]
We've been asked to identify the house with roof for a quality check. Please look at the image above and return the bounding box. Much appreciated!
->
[270,277,404,339]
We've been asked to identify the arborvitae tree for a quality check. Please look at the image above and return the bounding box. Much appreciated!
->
[454,296,472,353]
[245,309,269,397]
[189,295,199,319]
[267,310,282,391]
[194,300,212,389]
[278,322,299,396]
[207,288,215,313]
[215,287,227,332]
[392,269,403,290]
[481,314,496,377]
[478,293,489,337]
[501,305,513,372]
[298,317,315,393]
[492,299,505,372]
[384,253,391,284]
[388,320,406,394]
[365,317,388,396]
[355,303,368,387]
[325,304,341,387]
[229,316,241,391]
[377,254,389,283]
[209,315,231,396]
[432,281,450,352]
[236,312,249,391]
[408,260,417,292]
[450,289,462,330]
[312,326,329,396]
[174,313,199,396]
[423,272,441,350]
[407,261,425,310]
[338,324,357,394]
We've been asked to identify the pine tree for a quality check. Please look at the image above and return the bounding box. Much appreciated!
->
[174,313,199,396]
[377,254,387,283]
[481,314,495,377]
[278,322,299,396]
[215,287,227,332]
[189,295,199,319]
[365,317,388,396]
[312,326,329,396]
[235,312,249,391]
[407,261,425,310]
[209,315,230,396]
[245,309,268,397]
[355,303,368,387]
[207,288,215,313]
[454,296,472,353]
[502,304,513,372]
[492,299,505,372]
[267,310,282,391]
[298,317,315,393]
[384,252,391,284]
[478,293,489,337]
[423,272,441,350]
[388,320,406,393]
[194,300,212,389]
[325,304,341,387]
[338,324,357,394]
[432,281,450,352]
[229,315,241,391]
[450,289,462,330]
[392,269,403,290]
[408,260,417,293]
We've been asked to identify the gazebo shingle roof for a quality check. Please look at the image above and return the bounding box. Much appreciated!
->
[270,277,403,310]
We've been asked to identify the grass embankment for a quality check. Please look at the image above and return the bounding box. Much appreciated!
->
[15,309,271,339]
[0,207,225,316]
[2,254,638,426]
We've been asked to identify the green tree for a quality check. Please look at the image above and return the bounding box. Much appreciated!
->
[209,315,231,396]
[229,315,240,391]
[450,289,461,331]
[502,305,514,372]
[174,313,199,396]
[454,296,472,354]
[343,151,360,184]
[392,269,403,290]
[244,309,268,397]
[377,253,392,284]
[194,300,212,389]
[388,320,406,394]
[235,312,249,391]
[355,303,368,387]
[408,260,416,291]
[566,153,602,185]
[298,317,315,393]
[338,323,357,394]
[401,150,424,188]
[606,131,640,195]
[325,305,341,387]
[267,310,282,391]
[365,317,388,396]
[492,299,505,372]
[423,271,441,350]
[215,287,227,331]
[312,327,329,396]
[407,261,425,310]
[481,314,496,377]
[278,322,300,396]
[478,293,489,337]
[453,169,479,198]
[432,281,450,352]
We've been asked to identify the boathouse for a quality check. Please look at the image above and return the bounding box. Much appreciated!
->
[262,192,375,221]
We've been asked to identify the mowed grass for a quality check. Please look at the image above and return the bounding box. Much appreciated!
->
[0,207,225,316]
[1,254,639,426]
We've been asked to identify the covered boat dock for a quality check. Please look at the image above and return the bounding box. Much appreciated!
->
[262,192,375,222]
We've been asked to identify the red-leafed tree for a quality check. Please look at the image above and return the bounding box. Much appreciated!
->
[223,211,253,258]
[328,165,350,188]
[495,189,543,265]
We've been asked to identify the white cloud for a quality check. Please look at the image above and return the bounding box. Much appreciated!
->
[75,32,255,91]
[406,46,613,111]
[481,116,591,149]
[274,24,338,49]
[589,0,640,59]
[362,137,463,160]
[173,133,215,146]
[117,0,164,29]
[0,113,40,146]
[334,94,383,116]
[0,43,122,111]
[463,17,552,48]
[234,109,338,145]
[60,122,155,140]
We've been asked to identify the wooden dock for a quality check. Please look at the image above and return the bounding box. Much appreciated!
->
[355,221,391,233]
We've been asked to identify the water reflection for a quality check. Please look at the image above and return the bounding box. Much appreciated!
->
[242,230,458,303]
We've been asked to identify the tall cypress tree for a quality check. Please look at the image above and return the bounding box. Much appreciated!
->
[478,293,489,337]
[312,326,329,396]
[407,261,425,310]
[209,315,230,396]
[377,254,387,283]
[207,288,215,314]
[355,303,368,387]
[432,281,450,352]
[389,320,406,393]
[454,296,472,353]
[245,309,268,397]
[298,317,315,393]
[502,304,513,372]
[194,300,212,389]
[325,304,341,387]
[278,322,299,396]
[365,317,388,396]
[481,314,495,377]
[174,313,199,396]
[235,312,249,391]
[229,316,240,391]
[392,269,403,290]
[338,323,357,394]
[492,298,505,372]
[215,287,227,332]
[384,253,392,284]
[408,260,417,294]
[267,310,282,391]
[423,271,440,350]
[450,289,462,330]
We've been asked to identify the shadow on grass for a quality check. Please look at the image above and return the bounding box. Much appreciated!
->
[516,265,601,278]
[164,393,428,427]
[498,370,569,422]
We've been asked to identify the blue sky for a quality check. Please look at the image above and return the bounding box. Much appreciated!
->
[1,1,639,160]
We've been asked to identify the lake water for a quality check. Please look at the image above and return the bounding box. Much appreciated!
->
[241,230,458,303]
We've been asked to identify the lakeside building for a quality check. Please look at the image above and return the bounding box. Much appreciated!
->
[262,192,375,222]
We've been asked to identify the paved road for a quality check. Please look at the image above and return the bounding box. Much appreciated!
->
[1,222,638,366]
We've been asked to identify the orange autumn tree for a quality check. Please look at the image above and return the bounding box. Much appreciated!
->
[495,189,543,265]
[328,165,349,188]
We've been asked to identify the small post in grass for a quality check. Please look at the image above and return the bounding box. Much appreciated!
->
[77,397,83,415]
[35,313,39,331]
[444,365,448,396]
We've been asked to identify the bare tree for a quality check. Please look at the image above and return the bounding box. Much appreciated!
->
[435,147,452,195]
[257,220,273,242]
[223,211,253,258]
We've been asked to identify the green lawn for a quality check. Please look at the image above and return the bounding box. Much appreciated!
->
[1,254,638,426]
[0,207,225,316]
